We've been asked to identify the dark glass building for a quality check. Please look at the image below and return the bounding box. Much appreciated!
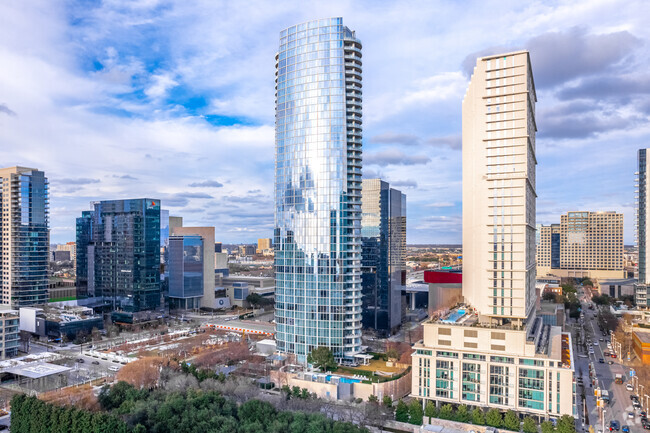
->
[75,199,161,322]
[360,179,406,336]
[0,167,49,307]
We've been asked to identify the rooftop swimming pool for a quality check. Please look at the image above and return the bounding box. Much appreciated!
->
[324,375,361,384]
[441,308,466,323]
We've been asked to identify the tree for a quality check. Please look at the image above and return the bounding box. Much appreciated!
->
[472,408,486,426]
[486,409,503,428]
[523,417,537,433]
[91,327,102,342]
[395,400,409,423]
[503,410,520,431]
[455,405,470,423]
[368,394,379,404]
[541,420,556,433]
[424,401,438,422]
[439,403,454,420]
[382,396,393,408]
[386,348,400,361]
[542,292,557,302]
[408,399,423,425]
[307,346,336,372]
[557,415,576,433]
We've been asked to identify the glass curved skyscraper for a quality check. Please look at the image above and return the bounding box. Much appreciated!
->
[274,18,363,363]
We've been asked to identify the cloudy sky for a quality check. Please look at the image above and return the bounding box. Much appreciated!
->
[1,0,649,244]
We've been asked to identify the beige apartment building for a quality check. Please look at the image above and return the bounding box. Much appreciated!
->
[537,212,624,280]
[414,51,575,419]
[462,51,537,326]
[536,224,560,269]
[412,317,575,419]
[257,238,272,254]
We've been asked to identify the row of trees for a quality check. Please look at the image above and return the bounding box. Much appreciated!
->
[11,394,129,433]
[393,400,576,433]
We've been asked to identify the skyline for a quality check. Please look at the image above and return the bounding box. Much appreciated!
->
[2,1,649,244]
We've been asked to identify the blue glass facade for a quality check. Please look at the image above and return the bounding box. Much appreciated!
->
[168,235,203,310]
[361,179,406,335]
[75,199,161,319]
[0,167,49,307]
[274,18,363,362]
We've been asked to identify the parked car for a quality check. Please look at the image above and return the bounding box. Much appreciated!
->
[610,420,621,431]
[76,358,84,363]
[622,426,630,433]
[92,361,100,365]
[629,412,635,419]
[608,360,614,365]
[627,384,635,391]
[599,358,605,363]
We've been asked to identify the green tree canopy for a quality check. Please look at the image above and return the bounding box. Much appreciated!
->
[424,401,438,422]
[395,400,409,423]
[486,409,503,428]
[455,405,470,423]
[472,408,486,426]
[541,420,556,433]
[383,396,393,408]
[503,410,520,431]
[408,400,423,425]
[523,417,537,433]
[557,415,576,433]
[439,403,454,420]
[307,346,336,372]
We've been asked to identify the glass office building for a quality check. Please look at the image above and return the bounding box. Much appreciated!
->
[167,235,203,310]
[0,167,49,308]
[361,179,406,336]
[76,199,161,321]
[274,18,363,362]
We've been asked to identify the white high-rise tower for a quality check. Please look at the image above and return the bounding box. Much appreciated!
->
[462,51,537,325]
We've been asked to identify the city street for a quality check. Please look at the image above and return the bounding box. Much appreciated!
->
[574,294,642,432]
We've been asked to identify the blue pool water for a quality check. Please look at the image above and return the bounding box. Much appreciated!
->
[325,375,361,384]
[441,309,466,323]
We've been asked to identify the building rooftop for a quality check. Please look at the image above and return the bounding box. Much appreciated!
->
[633,329,650,344]
[2,362,71,379]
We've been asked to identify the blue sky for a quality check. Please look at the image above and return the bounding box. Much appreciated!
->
[1,0,649,244]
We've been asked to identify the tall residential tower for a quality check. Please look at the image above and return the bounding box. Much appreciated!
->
[0,167,49,307]
[462,51,537,326]
[274,18,363,362]
[412,51,575,419]
[637,149,650,307]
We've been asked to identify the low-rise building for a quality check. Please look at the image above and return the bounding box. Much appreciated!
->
[412,306,575,419]
[599,278,636,299]
[0,306,19,359]
[633,329,650,364]
[19,305,103,341]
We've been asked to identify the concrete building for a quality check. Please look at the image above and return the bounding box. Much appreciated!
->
[599,278,636,298]
[0,305,19,359]
[360,179,406,336]
[424,270,463,315]
[257,238,272,254]
[19,305,103,341]
[56,242,77,264]
[274,18,363,363]
[462,51,537,325]
[536,224,560,272]
[412,313,575,418]
[169,226,216,310]
[0,167,50,308]
[558,211,624,279]
[633,329,650,365]
[413,51,575,419]
[637,149,650,307]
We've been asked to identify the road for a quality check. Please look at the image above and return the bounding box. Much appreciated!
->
[574,291,641,432]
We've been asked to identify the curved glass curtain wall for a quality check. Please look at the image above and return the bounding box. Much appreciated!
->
[274,17,363,362]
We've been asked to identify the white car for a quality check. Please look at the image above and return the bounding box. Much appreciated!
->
[627,384,634,391]
[593,342,599,346]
